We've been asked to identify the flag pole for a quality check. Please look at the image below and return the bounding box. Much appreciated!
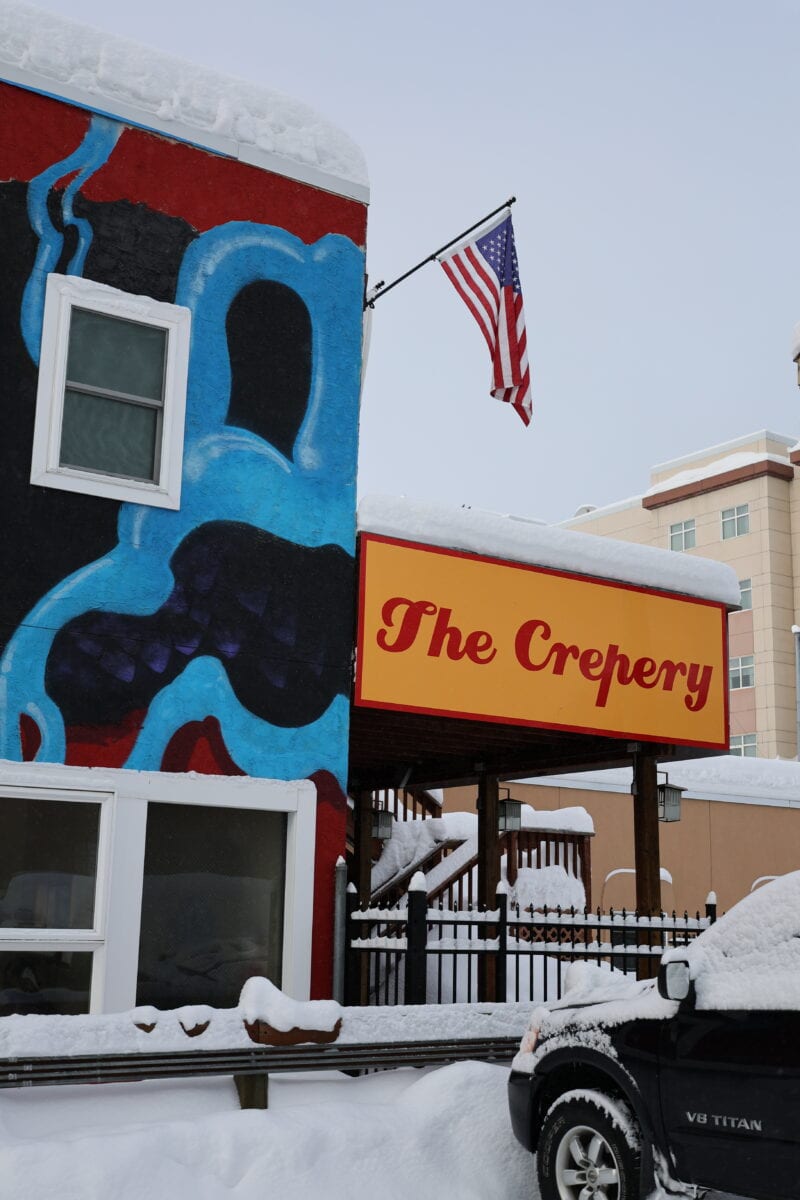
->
[364,196,516,308]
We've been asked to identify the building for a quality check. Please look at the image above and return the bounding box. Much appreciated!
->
[562,430,800,759]
[0,7,367,1015]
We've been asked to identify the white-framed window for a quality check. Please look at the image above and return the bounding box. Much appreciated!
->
[721,504,749,540]
[30,274,190,509]
[669,519,696,552]
[729,654,755,690]
[0,787,111,1015]
[730,733,757,757]
[738,578,752,610]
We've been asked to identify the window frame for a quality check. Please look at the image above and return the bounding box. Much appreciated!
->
[729,654,755,691]
[0,785,112,1014]
[669,518,696,552]
[30,274,190,509]
[721,504,750,540]
[738,578,753,611]
[730,733,757,757]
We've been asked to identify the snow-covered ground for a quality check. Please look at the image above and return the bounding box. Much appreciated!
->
[0,1062,749,1199]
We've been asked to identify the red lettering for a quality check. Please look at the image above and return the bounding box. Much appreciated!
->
[427,607,470,660]
[377,598,437,652]
[578,647,605,680]
[514,619,552,669]
[685,663,712,712]
[631,657,658,688]
[594,644,632,708]
[466,630,497,664]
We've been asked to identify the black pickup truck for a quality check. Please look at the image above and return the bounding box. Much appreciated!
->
[508,871,800,1200]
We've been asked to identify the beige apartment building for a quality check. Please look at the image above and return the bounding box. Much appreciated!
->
[562,430,800,759]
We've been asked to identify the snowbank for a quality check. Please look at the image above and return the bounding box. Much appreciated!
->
[358,495,739,606]
[0,0,367,196]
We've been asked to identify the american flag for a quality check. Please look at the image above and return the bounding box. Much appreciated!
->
[439,212,531,426]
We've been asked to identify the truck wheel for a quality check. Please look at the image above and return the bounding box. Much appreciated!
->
[537,1094,641,1200]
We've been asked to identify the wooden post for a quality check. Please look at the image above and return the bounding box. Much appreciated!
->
[235,1073,268,1109]
[477,773,500,1001]
[348,789,373,1005]
[632,752,661,979]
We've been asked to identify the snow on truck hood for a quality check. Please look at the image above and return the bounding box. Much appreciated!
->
[666,869,800,1011]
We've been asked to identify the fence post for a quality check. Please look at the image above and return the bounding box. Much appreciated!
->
[332,856,348,1004]
[495,883,508,1003]
[345,884,363,1007]
[705,891,717,924]
[405,871,428,1005]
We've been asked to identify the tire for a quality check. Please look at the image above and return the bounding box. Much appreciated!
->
[536,1093,641,1200]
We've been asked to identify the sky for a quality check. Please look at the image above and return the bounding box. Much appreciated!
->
[26,0,800,523]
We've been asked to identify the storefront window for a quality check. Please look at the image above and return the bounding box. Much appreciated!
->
[136,802,287,1009]
[0,794,102,1015]
[0,950,93,1016]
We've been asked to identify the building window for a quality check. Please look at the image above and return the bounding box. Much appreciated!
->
[669,519,696,552]
[137,802,287,1010]
[729,655,755,690]
[0,790,107,1015]
[721,504,749,540]
[738,578,752,610]
[730,733,757,757]
[30,274,190,509]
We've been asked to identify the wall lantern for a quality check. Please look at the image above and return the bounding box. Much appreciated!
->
[657,774,684,823]
[371,800,394,841]
[498,787,522,833]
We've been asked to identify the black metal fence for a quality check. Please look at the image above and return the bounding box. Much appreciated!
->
[346,890,716,1006]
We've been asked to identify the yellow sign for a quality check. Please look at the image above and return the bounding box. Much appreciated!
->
[355,535,729,749]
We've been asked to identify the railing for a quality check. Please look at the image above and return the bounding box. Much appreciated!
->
[427,829,593,910]
[372,838,465,907]
[347,891,716,1006]
[0,1036,520,1110]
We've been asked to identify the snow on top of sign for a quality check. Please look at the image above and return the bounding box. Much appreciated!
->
[521,754,800,807]
[0,1,368,195]
[668,870,800,1010]
[645,450,789,496]
[358,495,740,606]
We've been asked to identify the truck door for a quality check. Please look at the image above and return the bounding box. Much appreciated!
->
[659,1007,800,1200]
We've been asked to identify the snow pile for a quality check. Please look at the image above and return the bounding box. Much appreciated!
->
[238,977,341,1033]
[512,865,585,912]
[358,495,739,606]
[645,451,789,496]
[0,0,367,191]
[674,870,800,1010]
[0,1061,532,1200]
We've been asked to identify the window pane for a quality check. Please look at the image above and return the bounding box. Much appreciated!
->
[739,579,752,610]
[61,389,159,482]
[0,950,92,1015]
[684,524,695,549]
[0,797,99,929]
[67,308,166,401]
[137,803,286,1009]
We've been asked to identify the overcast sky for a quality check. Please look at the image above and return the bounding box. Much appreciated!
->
[32,0,800,523]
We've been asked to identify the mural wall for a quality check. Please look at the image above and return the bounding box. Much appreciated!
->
[0,82,367,996]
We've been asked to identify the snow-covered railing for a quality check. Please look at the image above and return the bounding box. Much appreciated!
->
[347,893,717,1007]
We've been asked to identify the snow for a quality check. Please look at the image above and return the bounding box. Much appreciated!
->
[512,865,586,912]
[0,990,532,1059]
[371,805,592,895]
[669,869,800,1010]
[238,978,341,1034]
[545,1088,640,1151]
[0,1,368,197]
[521,754,800,808]
[358,495,740,606]
[644,451,790,496]
[0,1062,533,1200]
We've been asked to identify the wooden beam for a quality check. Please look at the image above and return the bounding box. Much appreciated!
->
[477,773,500,1002]
[350,788,374,905]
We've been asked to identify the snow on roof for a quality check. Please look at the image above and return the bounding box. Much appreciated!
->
[645,450,790,497]
[650,429,797,475]
[358,495,740,606]
[519,754,800,809]
[0,1,368,201]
